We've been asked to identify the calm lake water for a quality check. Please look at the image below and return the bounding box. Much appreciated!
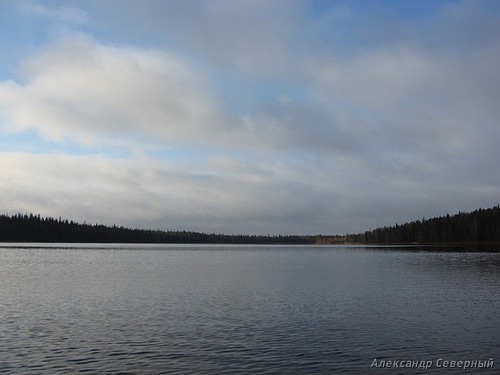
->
[0,244,499,374]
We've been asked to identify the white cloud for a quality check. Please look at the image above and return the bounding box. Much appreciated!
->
[19,1,89,25]
[0,37,224,147]
[0,35,313,155]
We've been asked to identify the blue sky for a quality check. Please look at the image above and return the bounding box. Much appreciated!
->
[1,0,499,235]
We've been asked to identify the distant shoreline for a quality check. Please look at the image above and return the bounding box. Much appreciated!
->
[0,241,499,252]
[1,205,499,246]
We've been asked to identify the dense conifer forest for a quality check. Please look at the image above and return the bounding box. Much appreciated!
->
[346,205,500,244]
[0,205,499,244]
[0,214,315,244]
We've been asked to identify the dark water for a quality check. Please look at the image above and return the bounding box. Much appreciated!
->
[0,244,499,374]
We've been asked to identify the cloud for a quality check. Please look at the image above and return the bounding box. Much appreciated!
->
[89,0,306,78]
[0,151,341,234]
[0,35,345,159]
[0,35,317,155]
[312,47,435,109]
[309,30,500,165]
[1,0,500,235]
[0,36,230,149]
[19,1,89,26]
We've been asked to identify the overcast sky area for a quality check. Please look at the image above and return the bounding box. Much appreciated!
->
[1,0,499,235]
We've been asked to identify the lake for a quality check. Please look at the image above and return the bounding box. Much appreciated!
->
[0,244,499,374]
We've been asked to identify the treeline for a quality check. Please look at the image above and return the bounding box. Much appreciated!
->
[346,205,500,244]
[3,206,499,245]
[0,213,315,244]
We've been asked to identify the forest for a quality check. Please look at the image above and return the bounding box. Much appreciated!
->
[0,213,317,244]
[0,205,499,244]
[346,205,500,244]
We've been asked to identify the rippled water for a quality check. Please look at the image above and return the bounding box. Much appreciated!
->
[0,244,499,374]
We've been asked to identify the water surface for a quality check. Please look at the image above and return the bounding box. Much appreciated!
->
[0,244,499,374]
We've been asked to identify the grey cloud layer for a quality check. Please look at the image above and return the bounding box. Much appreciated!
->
[0,152,337,234]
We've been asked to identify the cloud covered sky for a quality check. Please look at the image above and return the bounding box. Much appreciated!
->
[1,0,499,235]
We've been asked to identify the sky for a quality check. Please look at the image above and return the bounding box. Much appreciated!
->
[0,0,499,235]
